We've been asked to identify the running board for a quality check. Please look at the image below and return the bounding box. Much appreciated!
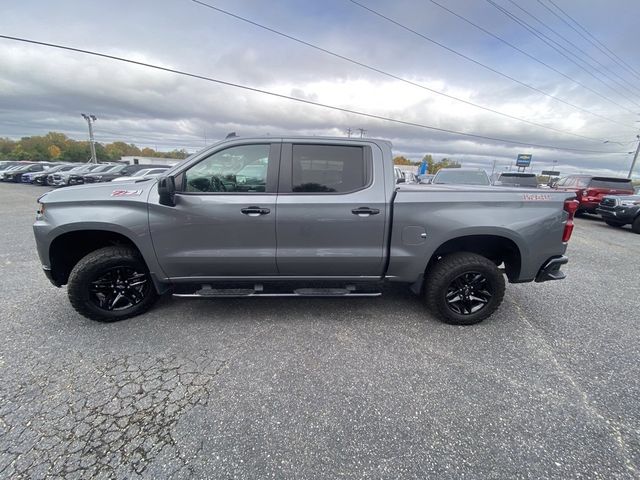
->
[173,285,382,298]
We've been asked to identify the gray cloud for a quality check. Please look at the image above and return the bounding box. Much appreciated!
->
[0,0,638,177]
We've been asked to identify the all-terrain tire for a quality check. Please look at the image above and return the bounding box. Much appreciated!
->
[68,246,158,322]
[632,216,640,234]
[424,252,506,326]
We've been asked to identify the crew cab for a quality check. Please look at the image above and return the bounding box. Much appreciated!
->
[553,175,634,214]
[33,137,577,325]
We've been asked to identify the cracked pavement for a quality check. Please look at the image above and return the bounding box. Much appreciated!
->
[0,183,638,479]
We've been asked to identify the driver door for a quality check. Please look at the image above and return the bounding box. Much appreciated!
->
[148,142,281,279]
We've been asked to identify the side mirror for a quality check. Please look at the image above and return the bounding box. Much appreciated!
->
[158,175,176,207]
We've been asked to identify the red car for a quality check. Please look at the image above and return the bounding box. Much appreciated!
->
[553,175,635,214]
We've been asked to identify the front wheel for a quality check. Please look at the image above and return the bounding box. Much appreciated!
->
[68,246,158,322]
[632,216,640,234]
[424,253,506,325]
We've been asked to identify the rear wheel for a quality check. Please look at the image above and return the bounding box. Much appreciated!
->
[424,253,505,325]
[68,246,158,322]
[632,216,640,234]
[605,220,625,228]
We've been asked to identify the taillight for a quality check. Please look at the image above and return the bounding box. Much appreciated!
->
[562,199,579,242]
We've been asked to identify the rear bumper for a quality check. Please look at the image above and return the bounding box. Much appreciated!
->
[535,256,568,282]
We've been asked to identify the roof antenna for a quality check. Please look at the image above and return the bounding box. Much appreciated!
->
[225,132,237,139]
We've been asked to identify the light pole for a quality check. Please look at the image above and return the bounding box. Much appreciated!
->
[628,135,640,179]
[81,114,98,163]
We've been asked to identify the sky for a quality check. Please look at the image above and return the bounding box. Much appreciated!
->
[1,0,639,177]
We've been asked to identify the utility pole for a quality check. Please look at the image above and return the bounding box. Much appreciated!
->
[628,134,640,179]
[358,128,366,138]
[81,114,97,163]
[346,128,352,138]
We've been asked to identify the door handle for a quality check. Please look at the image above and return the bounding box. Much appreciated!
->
[241,206,270,216]
[351,207,380,217]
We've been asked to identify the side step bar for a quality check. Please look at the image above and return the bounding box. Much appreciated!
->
[173,284,382,298]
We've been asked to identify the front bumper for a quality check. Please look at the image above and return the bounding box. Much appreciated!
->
[535,256,568,282]
[43,267,61,287]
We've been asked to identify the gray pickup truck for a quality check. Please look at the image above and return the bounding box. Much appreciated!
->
[33,136,578,325]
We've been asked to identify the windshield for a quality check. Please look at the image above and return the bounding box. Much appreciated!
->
[434,170,490,185]
[105,165,126,174]
[131,169,154,177]
[498,175,538,187]
[90,164,114,173]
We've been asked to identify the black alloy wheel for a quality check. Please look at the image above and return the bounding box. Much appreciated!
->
[445,271,493,316]
[424,252,506,325]
[68,246,158,322]
[89,266,151,311]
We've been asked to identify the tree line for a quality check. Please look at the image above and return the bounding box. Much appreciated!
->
[0,132,190,163]
[393,154,461,174]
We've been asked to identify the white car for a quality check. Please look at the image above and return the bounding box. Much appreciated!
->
[112,167,170,182]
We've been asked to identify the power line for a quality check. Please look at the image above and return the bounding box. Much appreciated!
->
[425,0,638,131]
[545,0,640,82]
[347,0,637,123]
[534,0,640,96]
[489,0,640,110]
[191,0,611,143]
[0,34,629,154]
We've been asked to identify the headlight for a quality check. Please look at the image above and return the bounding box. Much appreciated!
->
[94,176,102,180]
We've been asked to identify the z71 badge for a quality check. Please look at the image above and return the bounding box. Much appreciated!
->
[111,189,143,197]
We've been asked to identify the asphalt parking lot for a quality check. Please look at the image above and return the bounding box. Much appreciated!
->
[0,182,638,479]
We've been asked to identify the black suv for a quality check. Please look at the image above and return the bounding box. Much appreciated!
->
[596,195,640,233]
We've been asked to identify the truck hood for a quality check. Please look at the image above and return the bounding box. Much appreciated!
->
[38,178,157,204]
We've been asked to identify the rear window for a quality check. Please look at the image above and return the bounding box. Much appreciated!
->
[499,175,538,187]
[588,178,633,190]
[292,144,367,193]
[434,170,490,186]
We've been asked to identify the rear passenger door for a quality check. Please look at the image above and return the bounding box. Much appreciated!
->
[275,142,387,277]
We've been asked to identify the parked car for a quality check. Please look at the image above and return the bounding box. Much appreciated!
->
[49,164,105,187]
[0,165,27,180]
[493,172,538,188]
[393,167,406,184]
[32,164,77,186]
[111,167,171,182]
[596,195,640,233]
[66,164,118,186]
[34,136,577,326]
[432,168,491,186]
[418,174,435,184]
[83,164,170,183]
[3,163,51,183]
[402,171,419,184]
[553,175,634,215]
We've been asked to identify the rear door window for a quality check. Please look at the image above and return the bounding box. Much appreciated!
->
[588,178,633,190]
[291,144,368,193]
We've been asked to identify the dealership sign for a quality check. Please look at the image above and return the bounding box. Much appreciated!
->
[516,154,532,167]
